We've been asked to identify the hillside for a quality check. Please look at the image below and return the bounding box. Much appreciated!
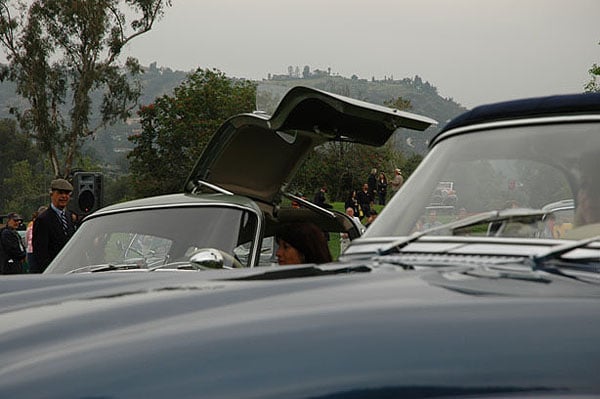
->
[0,65,467,165]
[257,73,467,154]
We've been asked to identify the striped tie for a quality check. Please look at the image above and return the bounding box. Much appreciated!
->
[60,211,69,235]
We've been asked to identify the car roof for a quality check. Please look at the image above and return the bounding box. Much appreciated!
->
[184,86,437,204]
[88,193,260,217]
[438,92,600,135]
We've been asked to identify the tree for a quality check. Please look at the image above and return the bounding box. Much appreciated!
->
[0,0,172,178]
[290,141,408,202]
[585,40,600,92]
[128,68,256,197]
[302,65,310,78]
[3,159,49,219]
[384,96,412,111]
[0,118,49,215]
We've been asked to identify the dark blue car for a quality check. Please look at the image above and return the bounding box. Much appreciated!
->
[0,92,599,398]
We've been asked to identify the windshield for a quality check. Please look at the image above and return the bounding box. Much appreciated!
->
[366,121,599,241]
[45,206,259,273]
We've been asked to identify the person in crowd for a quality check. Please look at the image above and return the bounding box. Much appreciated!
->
[423,209,443,230]
[71,211,81,230]
[565,152,600,239]
[390,168,404,196]
[0,212,26,274]
[32,179,77,273]
[377,171,388,205]
[455,207,468,220]
[25,206,48,273]
[340,207,364,253]
[275,222,332,265]
[357,183,373,219]
[367,168,378,201]
[364,209,378,229]
[291,192,306,208]
[344,190,359,217]
[313,185,333,209]
[412,216,426,233]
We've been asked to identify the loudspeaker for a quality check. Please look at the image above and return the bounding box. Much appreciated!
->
[71,172,103,217]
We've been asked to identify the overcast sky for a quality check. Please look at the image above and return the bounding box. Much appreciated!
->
[124,0,598,109]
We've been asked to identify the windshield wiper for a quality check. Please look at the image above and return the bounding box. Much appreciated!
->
[379,208,547,256]
[527,236,600,280]
[148,261,215,271]
[66,263,146,274]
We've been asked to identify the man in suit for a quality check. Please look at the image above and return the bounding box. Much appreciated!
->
[32,179,76,273]
[0,212,26,274]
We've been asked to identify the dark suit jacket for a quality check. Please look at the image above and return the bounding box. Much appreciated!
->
[32,206,76,273]
[0,227,26,274]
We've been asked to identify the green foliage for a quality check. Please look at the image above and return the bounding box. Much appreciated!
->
[290,141,410,202]
[0,0,171,178]
[3,159,49,219]
[384,96,412,110]
[104,174,136,205]
[585,40,600,92]
[585,64,600,92]
[0,62,462,208]
[0,118,51,216]
[403,153,424,177]
[128,68,257,197]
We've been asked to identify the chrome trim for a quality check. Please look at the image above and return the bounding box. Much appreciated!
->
[90,201,255,217]
[191,180,234,195]
[284,192,337,218]
[433,115,600,147]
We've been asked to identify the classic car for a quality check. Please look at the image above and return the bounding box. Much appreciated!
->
[344,92,600,258]
[43,86,436,273]
[0,93,598,398]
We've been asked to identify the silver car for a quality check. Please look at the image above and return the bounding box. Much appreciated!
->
[45,86,435,273]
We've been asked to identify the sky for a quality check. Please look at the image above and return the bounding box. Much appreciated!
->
[124,0,596,108]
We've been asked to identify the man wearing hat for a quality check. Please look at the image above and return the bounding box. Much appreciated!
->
[390,168,404,196]
[31,178,77,273]
[0,212,26,274]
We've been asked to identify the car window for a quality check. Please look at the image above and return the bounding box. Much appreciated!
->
[102,233,173,267]
[46,206,259,273]
[234,236,277,267]
[366,122,597,240]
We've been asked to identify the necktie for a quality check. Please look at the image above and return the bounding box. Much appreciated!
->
[60,211,69,235]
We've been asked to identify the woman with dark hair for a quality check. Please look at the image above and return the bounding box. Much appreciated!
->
[377,172,388,205]
[275,222,332,265]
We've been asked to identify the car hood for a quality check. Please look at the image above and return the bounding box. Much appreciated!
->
[184,86,437,203]
[0,267,599,398]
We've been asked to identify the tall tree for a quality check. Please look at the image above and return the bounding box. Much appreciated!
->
[0,118,47,211]
[0,0,172,178]
[585,40,599,92]
[3,159,49,219]
[128,68,256,197]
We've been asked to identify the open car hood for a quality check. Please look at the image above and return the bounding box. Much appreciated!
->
[184,86,436,204]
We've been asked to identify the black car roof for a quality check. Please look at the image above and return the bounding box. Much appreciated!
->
[440,92,600,134]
